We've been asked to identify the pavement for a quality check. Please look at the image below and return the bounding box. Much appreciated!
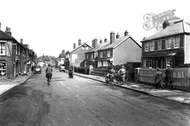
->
[1,70,190,105]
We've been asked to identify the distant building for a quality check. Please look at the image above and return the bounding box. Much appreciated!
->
[69,39,91,67]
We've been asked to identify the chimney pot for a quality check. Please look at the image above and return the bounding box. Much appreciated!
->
[99,39,103,44]
[5,27,12,36]
[104,37,107,42]
[124,30,128,36]
[20,39,23,44]
[116,33,120,39]
[94,38,98,47]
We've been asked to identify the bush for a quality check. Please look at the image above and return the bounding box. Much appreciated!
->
[74,67,89,74]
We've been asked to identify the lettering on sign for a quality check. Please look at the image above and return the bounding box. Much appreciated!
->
[143,9,180,31]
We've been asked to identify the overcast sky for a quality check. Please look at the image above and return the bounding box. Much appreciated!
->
[0,0,190,57]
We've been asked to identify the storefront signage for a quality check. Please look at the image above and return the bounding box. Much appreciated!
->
[143,9,180,31]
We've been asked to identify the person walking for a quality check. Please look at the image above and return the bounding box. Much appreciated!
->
[154,68,164,89]
[118,65,126,85]
[164,64,174,89]
[45,64,53,82]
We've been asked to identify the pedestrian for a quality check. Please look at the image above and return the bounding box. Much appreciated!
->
[164,64,174,89]
[45,64,53,81]
[118,65,126,84]
[154,68,164,89]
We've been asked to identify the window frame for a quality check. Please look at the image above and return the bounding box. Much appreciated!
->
[0,41,6,55]
[166,37,172,49]
[173,36,180,48]
[150,41,155,51]
[158,40,162,50]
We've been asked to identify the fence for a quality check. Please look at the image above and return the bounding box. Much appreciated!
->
[136,68,190,91]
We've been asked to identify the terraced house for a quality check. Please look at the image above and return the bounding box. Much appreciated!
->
[141,19,190,69]
[0,26,36,79]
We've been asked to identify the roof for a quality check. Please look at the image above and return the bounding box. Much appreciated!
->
[85,41,110,53]
[0,30,15,40]
[70,42,91,54]
[142,19,190,41]
[99,35,141,50]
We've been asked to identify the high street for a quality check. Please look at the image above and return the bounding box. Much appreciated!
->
[0,68,190,126]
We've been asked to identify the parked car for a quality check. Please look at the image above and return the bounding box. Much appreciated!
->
[34,65,41,74]
[59,64,65,72]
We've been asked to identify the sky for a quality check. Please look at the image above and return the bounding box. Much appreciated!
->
[0,0,190,57]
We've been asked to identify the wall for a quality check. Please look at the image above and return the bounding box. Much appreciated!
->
[114,38,141,65]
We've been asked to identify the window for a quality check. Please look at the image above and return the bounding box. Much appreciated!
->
[107,50,111,57]
[98,61,102,67]
[0,42,5,55]
[145,43,149,52]
[143,59,147,67]
[149,59,152,68]
[150,41,154,51]
[166,38,172,49]
[103,61,108,66]
[173,36,180,48]
[158,40,162,50]
[100,51,103,58]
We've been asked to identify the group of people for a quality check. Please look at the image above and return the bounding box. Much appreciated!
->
[105,65,127,85]
[154,64,174,89]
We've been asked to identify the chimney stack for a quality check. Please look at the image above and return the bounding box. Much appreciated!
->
[73,43,76,49]
[94,38,98,47]
[5,27,12,36]
[124,30,128,36]
[99,39,103,44]
[20,39,23,44]
[104,37,107,42]
[110,31,115,44]
[116,33,120,39]
[78,39,81,46]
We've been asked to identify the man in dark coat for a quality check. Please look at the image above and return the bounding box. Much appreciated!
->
[164,64,174,88]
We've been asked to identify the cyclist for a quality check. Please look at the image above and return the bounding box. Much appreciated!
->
[46,64,53,82]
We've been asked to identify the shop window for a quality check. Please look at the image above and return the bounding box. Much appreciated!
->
[150,41,154,51]
[103,61,108,66]
[98,61,102,67]
[0,62,6,76]
[0,42,6,55]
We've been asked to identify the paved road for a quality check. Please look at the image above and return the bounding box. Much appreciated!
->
[0,68,190,126]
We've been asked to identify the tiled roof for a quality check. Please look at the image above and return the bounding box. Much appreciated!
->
[86,42,110,53]
[142,20,190,41]
[99,35,130,50]
[0,30,15,40]
[70,42,91,54]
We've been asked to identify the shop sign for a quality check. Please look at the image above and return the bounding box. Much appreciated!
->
[0,62,6,76]
[143,9,180,31]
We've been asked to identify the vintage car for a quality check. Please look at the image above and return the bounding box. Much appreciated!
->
[34,65,41,74]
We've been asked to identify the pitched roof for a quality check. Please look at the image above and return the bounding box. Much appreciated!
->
[142,20,190,41]
[85,41,110,53]
[99,35,141,50]
[70,42,91,54]
[0,30,15,40]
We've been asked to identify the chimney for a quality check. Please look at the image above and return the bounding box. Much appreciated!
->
[163,20,170,29]
[110,31,115,44]
[0,22,1,30]
[116,33,120,39]
[5,27,12,36]
[94,38,98,47]
[99,39,103,44]
[124,30,128,36]
[92,39,95,48]
[20,39,23,44]
[73,43,76,49]
[104,37,107,42]
[78,39,81,46]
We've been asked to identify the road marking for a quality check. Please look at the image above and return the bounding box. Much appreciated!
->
[48,115,56,125]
